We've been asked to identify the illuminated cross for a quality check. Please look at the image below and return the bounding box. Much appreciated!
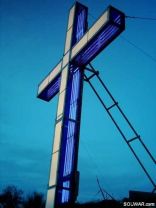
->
[37,2,125,208]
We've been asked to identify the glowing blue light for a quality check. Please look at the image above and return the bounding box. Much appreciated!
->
[47,77,61,99]
[62,181,70,203]
[75,24,119,65]
[76,10,85,41]
[58,5,125,205]
[63,69,80,177]
[38,75,61,101]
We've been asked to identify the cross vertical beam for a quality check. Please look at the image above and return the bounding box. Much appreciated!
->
[37,2,125,208]
[45,3,88,208]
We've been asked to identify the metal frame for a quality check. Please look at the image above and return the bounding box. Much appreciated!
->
[45,3,88,208]
[37,2,126,207]
[84,63,156,192]
[37,5,125,101]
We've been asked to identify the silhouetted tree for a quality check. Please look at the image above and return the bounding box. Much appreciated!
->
[23,192,45,208]
[0,185,136,208]
[0,185,23,208]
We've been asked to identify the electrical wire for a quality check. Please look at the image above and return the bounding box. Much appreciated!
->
[126,15,156,21]
[81,139,99,176]
[80,139,115,200]
[120,36,156,64]
[88,12,156,64]
[88,11,156,22]
[88,12,97,21]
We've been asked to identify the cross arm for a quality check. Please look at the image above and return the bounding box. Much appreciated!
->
[37,60,62,101]
[71,6,125,66]
[37,5,125,102]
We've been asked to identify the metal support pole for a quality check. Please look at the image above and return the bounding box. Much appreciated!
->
[88,63,156,165]
[84,70,156,191]
[96,177,116,201]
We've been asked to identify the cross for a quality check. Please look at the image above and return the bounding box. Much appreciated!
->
[37,2,125,208]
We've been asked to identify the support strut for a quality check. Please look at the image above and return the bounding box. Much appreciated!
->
[84,63,156,192]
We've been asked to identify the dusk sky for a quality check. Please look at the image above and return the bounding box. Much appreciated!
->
[1,0,156,203]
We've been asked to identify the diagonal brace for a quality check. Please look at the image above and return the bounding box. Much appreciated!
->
[84,64,156,191]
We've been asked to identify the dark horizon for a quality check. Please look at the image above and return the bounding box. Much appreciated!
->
[0,185,156,208]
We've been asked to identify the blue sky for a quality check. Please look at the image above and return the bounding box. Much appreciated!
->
[0,0,156,202]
